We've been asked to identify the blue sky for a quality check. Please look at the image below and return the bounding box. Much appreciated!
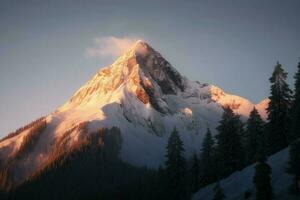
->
[0,0,300,136]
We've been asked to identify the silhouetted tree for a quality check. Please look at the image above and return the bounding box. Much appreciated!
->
[266,62,292,154]
[199,128,216,185]
[165,127,187,200]
[253,151,273,200]
[215,107,245,178]
[245,107,265,164]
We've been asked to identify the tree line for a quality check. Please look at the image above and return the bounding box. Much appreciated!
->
[162,61,300,200]
[0,116,46,143]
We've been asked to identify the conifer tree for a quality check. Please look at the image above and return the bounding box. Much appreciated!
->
[191,154,200,193]
[253,160,273,200]
[287,140,300,195]
[253,144,273,200]
[213,182,226,200]
[266,62,292,154]
[215,107,245,178]
[165,127,186,200]
[245,107,265,164]
[200,128,216,185]
[289,62,300,142]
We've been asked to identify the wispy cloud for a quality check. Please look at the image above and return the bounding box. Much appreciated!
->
[85,36,141,58]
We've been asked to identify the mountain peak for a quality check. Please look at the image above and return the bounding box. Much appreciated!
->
[63,41,185,111]
[131,40,150,55]
[116,40,153,61]
[133,39,147,46]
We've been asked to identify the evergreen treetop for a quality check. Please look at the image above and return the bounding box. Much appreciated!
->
[199,128,216,186]
[165,127,185,172]
[200,128,215,162]
[266,62,292,154]
[165,127,187,200]
[245,107,265,164]
[215,106,245,177]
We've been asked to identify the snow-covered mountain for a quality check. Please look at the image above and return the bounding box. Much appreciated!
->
[0,40,268,185]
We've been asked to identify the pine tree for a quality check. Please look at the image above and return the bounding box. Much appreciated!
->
[165,127,186,200]
[253,160,273,200]
[245,107,265,164]
[289,62,300,142]
[191,154,200,193]
[266,62,292,154]
[199,128,216,186]
[215,107,245,178]
[253,103,273,200]
[213,182,225,200]
[287,140,300,195]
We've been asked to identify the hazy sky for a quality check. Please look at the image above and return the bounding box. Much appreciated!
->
[0,0,300,136]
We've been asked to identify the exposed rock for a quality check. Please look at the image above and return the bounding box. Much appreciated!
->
[135,87,150,104]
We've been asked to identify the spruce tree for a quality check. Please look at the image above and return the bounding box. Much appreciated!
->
[165,127,186,200]
[191,154,200,193]
[215,107,245,178]
[253,160,273,200]
[200,128,216,186]
[289,62,300,142]
[287,140,300,195]
[245,107,265,164]
[266,62,292,154]
[213,182,225,200]
[253,142,273,200]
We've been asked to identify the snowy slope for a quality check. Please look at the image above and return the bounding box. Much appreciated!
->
[0,40,268,184]
[192,147,298,200]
